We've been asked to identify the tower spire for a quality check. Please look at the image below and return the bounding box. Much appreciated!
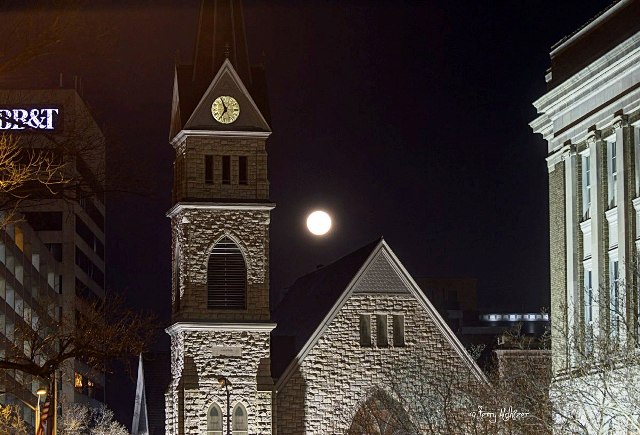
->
[192,0,252,86]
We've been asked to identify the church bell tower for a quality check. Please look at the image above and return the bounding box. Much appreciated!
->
[165,1,275,433]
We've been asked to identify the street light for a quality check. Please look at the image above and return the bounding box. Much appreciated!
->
[217,376,231,435]
[35,388,47,435]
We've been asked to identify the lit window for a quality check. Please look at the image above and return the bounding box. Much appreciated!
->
[207,237,246,310]
[393,315,405,347]
[359,314,371,347]
[232,403,248,434]
[207,403,223,435]
[205,155,214,184]
[14,227,23,252]
[222,156,231,184]
[239,156,248,185]
[74,372,83,388]
[376,314,388,347]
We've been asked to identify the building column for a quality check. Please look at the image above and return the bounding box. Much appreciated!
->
[615,116,633,340]
[588,131,605,338]
[564,146,579,358]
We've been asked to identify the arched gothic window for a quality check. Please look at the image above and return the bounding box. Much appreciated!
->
[232,403,248,434]
[207,237,247,309]
[349,389,412,435]
[207,403,223,435]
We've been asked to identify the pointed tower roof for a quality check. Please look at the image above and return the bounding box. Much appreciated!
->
[192,0,252,87]
[170,0,270,140]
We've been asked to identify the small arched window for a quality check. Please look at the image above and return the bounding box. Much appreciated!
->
[207,403,223,435]
[207,237,246,310]
[232,403,248,434]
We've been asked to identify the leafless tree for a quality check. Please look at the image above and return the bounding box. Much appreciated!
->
[0,403,28,435]
[59,403,129,435]
[343,327,552,435]
[0,294,156,399]
[549,276,640,434]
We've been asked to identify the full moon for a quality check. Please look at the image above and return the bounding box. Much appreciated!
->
[306,210,332,236]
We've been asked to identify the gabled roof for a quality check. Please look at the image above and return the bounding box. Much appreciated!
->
[271,239,380,377]
[271,238,488,389]
[170,60,271,141]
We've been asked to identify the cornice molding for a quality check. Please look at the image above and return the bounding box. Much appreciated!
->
[171,129,271,146]
[167,202,276,217]
[166,322,277,335]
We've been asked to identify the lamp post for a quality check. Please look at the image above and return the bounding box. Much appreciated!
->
[217,376,231,435]
[0,388,47,435]
[35,388,47,435]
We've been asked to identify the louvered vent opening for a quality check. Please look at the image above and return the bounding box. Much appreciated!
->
[207,237,247,309]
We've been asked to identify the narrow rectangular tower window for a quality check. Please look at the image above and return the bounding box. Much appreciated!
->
[393,315,405,346]
[359,314,371,347]
[239,156,248,185]
[205,155,214,184]
[376,314,388,347]
[222,156,231,185]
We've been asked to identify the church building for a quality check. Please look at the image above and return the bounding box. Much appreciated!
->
[165,1,486,433]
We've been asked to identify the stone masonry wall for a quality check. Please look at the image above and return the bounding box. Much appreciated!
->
[167,328,273,435]
[174,136,269,202]
[171,207,270,322]
[276,294,477,434]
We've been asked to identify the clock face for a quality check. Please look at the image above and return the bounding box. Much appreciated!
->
[211,96,240,124]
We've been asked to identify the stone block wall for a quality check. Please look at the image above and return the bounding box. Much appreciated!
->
[276,293,477,434]
[171,207,271,322]
[166,328,273,435]
[173,136,269,202]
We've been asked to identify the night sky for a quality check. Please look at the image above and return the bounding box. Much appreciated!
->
[1,0,616,426]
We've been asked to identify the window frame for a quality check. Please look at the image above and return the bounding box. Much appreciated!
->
[207,402,223,435]
[232,403,248,434]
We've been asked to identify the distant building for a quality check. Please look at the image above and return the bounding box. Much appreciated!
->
[531,0,640,430]
[415,277,477,333]
[0,218,61,427]
[0,88,106,421]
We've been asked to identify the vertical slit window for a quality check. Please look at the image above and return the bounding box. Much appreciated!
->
[376,314,388,347]
[582,154,591,219]
[207,237,246,310]
[239,156,248,185]
[393,315,405,347]
[608,141,617,208]
[359,314,371,347]
[222,156,231,185]
[205,155,214,184]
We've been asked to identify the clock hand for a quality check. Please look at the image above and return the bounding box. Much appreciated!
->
[221,97,228,114]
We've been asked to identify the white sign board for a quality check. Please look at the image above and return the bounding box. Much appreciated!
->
[0,108,60,130]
